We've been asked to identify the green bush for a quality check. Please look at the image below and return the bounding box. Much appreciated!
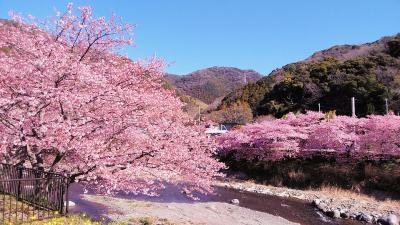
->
[388,37,400,58]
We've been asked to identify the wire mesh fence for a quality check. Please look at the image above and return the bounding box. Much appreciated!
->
[0,164,69,223]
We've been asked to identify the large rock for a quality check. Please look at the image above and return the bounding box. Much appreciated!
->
[357,213,373,223]
[230,199,240,205]
[350,213,358,219]
[340,209,350,219]
[389,215,400,225]
[340,211,350,219]
[65,201,76,207]
[327,210,341,218]
[317,203,329,213]
[379,215,400,225]
[312,199,321,206]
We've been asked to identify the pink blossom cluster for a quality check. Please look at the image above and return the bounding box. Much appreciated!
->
[218,111,400,161]
[0,4,224,196]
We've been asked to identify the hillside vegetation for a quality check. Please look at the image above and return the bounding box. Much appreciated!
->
[166,67,262,104]
[163,80,208,119]
[220,34,400,118]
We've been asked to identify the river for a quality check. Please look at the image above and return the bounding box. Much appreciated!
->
[68,184,362,225]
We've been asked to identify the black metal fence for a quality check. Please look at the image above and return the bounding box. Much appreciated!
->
[0,164,69,223]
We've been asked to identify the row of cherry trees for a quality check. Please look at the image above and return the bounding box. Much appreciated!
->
[218,111,400,161]
[0,4,223,196]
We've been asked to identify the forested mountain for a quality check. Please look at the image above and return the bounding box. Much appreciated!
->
[166,67,262,104]
[219,34,400,117]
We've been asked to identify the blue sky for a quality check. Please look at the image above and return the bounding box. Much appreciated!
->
[1,0,399,75]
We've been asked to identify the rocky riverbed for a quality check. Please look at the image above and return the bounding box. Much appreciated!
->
[82,194,299,225]
[70,183,356,225]
[215,180,400,225]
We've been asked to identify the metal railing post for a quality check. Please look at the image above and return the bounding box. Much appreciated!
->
[16,165,22,201]
[65,175,69,214]
[0,164,70,223]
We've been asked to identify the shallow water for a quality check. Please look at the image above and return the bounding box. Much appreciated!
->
[68,184,109,221]
[209,188,362,225]
[68,184,363,225]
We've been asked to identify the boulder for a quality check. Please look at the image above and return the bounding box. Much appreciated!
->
[332,210,341,218]
[65,201,76,207]
[350,213,358,219]
[312,199,321,206]
[340,211,350,219]
[327,210,341,218]
[276,192,289,198]
[357,213,373,223]
[316,203,328,212]
[382,215,400,225]
[230,199,240,205]
[293,194,305,200]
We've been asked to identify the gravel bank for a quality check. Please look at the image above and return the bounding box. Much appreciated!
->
[214,180,400,224]
[83,194,299,225]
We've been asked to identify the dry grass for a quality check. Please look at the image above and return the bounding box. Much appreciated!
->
[15,215,178,225]
[315,185,400,210]
[22,215,128,225]
[128,216,178,225]
[219,178,400,218]
[287,170,306,180]
[0,194,56,224]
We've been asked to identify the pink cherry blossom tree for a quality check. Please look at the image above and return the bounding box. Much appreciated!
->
[357,114,400,159]
[218,111,400,162]
[0,4,224,196]
[218,112,313,161]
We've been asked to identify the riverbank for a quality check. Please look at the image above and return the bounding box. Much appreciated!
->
[82,194,299,225]
[214,179,400,224]
[70,184,363,225]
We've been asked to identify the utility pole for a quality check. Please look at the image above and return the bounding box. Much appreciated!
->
[351,97,356,117]
[198,105,201,124]
[197,91,201,124]
[318,103,321,113]
[385,98,389,115]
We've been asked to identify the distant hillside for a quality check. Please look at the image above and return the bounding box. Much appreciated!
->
[162,80,208,119]
[166,67,262,104]
[220,34,400,117]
